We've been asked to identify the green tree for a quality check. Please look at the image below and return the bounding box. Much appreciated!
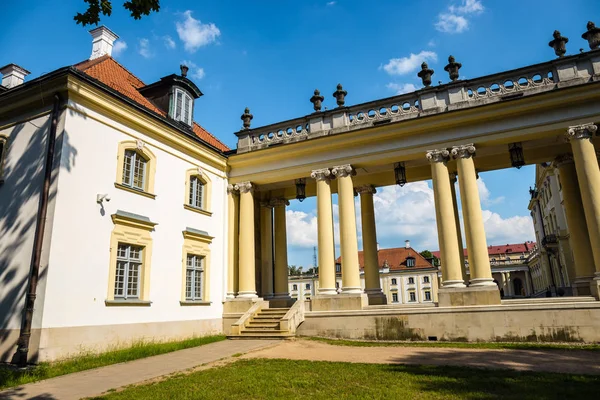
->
[288,265,303,276]
[75,0,160,26]
[419,250,439,266]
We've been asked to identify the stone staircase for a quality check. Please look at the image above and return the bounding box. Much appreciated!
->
[229,301,305,339]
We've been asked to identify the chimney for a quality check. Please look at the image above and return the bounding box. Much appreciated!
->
[0,64,31,89]
[89,26,119,60]
[405,240,410,249]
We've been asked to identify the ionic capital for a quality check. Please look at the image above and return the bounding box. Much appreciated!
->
[451,144,476,159]
[235,181,254,194]
[355,185,377,195]
[270,198,290,207]
[227,184,239,195]
[311,168,332,181]
[331,164,355,178]
[554,153,574,167]
[567,123,597,141]
[426,149,450,164]
[260,200,274,209]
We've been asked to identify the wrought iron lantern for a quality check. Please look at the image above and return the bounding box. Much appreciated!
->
[295,178,306,202]
[509,142,525,169]
[394,162,407,187]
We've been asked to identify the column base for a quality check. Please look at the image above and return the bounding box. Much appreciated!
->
[365,289,387,305]
[469,278,496,287]
[341,287,363,294]
[311,293,368,311]
[237,291,258,298]
[438,285,501,307]
[442,280,466,288]
[225,293,236,299]
[591,276,600,300]
[318,288,337,295]
[572,277,594,297]
[223,297,263,313]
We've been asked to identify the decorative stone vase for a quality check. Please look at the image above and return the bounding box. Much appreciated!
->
[332,84,347,107]
[310,89,325,111]
[444,56,462,82]
[241,107,253,130]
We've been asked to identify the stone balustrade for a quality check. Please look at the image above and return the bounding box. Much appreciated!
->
[235,49,600,153]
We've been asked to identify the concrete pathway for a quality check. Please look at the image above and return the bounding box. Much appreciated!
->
[0,339,279,400]
[243,340,600,375]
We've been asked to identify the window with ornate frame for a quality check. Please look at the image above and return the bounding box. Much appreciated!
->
[115,140,157,199]
[180,228,213,305]
[0,135,7,183]
[184,167,212,216]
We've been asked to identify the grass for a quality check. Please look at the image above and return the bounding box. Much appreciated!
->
[307,336,600,351]
[90,358,600,399]
[0,335,226,390]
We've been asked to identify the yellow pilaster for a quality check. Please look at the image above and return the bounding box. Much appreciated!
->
[237,181,257,298]
[555,154,595,295]
[272,198,291,299]
[332,164,362,293]
[260,201,274,298]
[227,185,239,298]
[451,144,494,286]
[427,150,465,287]
[357,185,386,303]
[450,173,467,281]
[311,168,337,295]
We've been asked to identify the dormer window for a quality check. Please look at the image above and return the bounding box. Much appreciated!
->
[406,257,415,267]
[174,88,193,126]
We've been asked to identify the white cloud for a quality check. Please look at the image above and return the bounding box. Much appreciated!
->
[382,51,437,76]
[435,13,469,33]
[427,39,436,47]
[449,0,484,14]
[386,82,418,95]
[176,10,221,53]
[481,211,535,245]
[286,210,318,248]
[327,1,336,5]
[112,40,127,56]
[181,60,206,80]
[476,177,505,206]
[164,35,176,49]
[138,38,152,58]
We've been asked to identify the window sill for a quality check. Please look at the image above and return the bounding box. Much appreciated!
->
[114,183,156,199]
[180,300,212,306]
[105,299,152,307]
[183,204,212,216]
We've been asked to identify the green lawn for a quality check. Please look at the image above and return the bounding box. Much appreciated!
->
[307,336,600,351]
[90,358,600,400]
[0,335,226,390]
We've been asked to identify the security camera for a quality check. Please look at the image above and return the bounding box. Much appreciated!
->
[97,194,111,204]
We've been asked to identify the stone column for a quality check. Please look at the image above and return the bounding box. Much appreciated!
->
[260,201,274,299]
[226,185,239,298]
[565,123,600,298]
[449,173,467,281]
[356,185,386,304]
[311,168,337,295]
[525,271,532,296]
[451,144,494,286]
[237,181,257,298]
[506,272,513,296]
[332,164,362,294]
[272,198,291,300]
[427,149,465,288]
[555,154,596,296]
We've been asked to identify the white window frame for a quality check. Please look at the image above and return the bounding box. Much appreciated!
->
[392,293,399,303]
[122,150,147,191]
[424,291,432,301]
[391,278,397,285]
[189,176,205,209]
[423,276,430,284]
[293,284,298,291]
[409,291,417,302]
[115,243,143,300]
[406,257,415,267]
[408,277,415,285]
[185,254,205,301]
[174,88,193,126]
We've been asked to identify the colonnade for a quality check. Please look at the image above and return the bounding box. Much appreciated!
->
[226,123,600,303]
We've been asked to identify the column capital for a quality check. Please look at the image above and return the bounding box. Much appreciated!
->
[451,144,476,159]
[554,153,574,167]
[270,198,290,207]
[567,123,598,141]
[426,149,450,164]
[311,168,332,181]
[227,184,239,195]
[260,200,274,208]
[355,185,377,195]
[332,164,355,178]
[235,181,254,193]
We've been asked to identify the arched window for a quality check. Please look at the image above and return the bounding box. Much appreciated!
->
[184,168,212,215]
[189,176,205,209]
[174,88,193,126]
[115,141,157,198]
[122,150,148,190]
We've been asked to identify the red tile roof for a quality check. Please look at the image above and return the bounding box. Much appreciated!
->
[336,247,434,271]
[73,55,229,152]
[432,241,536,259]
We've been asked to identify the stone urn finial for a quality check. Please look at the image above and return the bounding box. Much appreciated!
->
[180,64,189,78]
[582,21,600,50]
[549,30,569,57]
[241,107,253,130]
[310,89,325,112]
[444,55,462,82]
[417,62,434,87]
[332,83,347,107]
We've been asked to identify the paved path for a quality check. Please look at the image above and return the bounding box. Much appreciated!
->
[0,339,279,400]
[243,340,600,375]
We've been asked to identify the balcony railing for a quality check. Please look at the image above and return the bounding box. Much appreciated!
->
[542,234,559,248]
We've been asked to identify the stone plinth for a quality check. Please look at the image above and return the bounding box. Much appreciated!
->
[269,297,296,308]
[591,279,600,300]
[223,297,263,314]
[311,293,368,311]
[365,290,387,306]
[438,285,501,307]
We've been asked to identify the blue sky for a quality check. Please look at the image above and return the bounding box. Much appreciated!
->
[2,0,598,267]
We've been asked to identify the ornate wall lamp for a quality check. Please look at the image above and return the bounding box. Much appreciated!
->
[509,142,525,169]
[295,178,306,202]
[394,162,407,187]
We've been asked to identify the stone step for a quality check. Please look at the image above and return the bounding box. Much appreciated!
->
[252,315,284,320]
[227,334,293,340]
[241,328,289,334]
[260,308,290,313]
[247,321,279,327]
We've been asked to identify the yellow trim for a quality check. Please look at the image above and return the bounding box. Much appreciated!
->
[114,182,157,199]
[181,231,213,303]
[0,135,7,183]
[184,167,212,213]
[107,214,156,302]
[115,140,157,196]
